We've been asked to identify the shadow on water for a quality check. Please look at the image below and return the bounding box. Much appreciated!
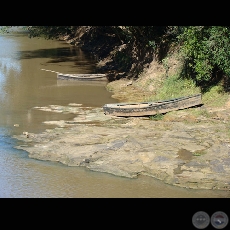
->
[17,47,92,61]
[16,47,97,72]
[3,29,97,73]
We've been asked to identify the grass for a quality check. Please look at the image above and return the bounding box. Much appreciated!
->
[149,113,164,121]
[193,150,207,156]
[145,74,201,101]
[189,108,212,118]
[202,85,229,107]
[144,73,229,110]
[144,73,229,106]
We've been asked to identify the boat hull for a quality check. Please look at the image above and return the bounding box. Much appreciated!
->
[41,69,108,81]
[57,73,108,81]
[103,94,203,117]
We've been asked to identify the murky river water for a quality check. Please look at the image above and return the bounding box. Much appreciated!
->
[0,29,229,198]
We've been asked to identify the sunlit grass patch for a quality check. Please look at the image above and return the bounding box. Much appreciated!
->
[146,74,200,101]
[202,85,229,107]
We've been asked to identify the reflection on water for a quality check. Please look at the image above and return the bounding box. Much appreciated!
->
[0,57,21,74]
[0,30,230,198]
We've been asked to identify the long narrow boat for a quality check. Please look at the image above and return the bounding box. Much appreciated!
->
[41,69,108,81]
[57,73,108,81]
[103,94,202,117]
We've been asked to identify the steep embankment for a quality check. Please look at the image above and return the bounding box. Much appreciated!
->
[62,26,156,82]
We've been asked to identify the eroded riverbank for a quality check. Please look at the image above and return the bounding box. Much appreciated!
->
[13,101,230,191]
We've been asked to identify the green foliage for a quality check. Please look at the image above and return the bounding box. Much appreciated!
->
[113,51,132,70]
[178,26,230,87]
[148,40,156,49]
[0,26,12,33]
[26,26,77,39]
[0,26,78,39]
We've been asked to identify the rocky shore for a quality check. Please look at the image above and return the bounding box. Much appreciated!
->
[13,85,230,191]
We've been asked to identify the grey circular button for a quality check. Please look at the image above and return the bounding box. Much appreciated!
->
[211,211,229,229]
[192,211,210,229]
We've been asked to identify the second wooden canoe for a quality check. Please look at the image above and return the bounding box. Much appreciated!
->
[57,73,108,81]
[41,69,108,81]
[103,94,203,117]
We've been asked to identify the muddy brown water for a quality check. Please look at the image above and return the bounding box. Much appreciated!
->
[0,29,229,198]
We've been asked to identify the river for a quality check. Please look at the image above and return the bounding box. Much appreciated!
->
[0,29,229,198]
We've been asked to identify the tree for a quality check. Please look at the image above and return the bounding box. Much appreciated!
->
[178,26,230,89]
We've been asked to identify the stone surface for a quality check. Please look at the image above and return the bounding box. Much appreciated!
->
[13,104,230,191]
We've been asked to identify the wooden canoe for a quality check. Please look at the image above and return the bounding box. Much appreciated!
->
[41,69,108,81]
[57,73,108,81]
[103,94,203,117]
